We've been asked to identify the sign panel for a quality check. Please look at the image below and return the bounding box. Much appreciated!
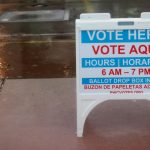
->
[80,29,150,94]
[76,13,150,137]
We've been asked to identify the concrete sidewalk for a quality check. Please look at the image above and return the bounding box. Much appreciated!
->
[0,78,150,150]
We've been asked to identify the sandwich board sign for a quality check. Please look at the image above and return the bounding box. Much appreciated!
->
[76,12,150,137]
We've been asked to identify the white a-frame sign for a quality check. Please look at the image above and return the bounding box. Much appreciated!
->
[76,13,150,137]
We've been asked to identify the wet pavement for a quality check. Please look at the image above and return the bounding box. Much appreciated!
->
[1,0,150,78]
[0,78,150,150]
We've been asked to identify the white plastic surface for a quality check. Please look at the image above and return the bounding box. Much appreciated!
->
[141,12,150,19]
[76,12,150,137]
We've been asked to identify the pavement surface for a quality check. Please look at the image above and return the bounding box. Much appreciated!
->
[0,78,150,150]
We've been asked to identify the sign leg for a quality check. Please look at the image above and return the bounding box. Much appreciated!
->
[77,98,107,137]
